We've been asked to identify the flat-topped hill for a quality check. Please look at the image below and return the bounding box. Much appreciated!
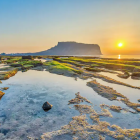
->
[34,42,102,56]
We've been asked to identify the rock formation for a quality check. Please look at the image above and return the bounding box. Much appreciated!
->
[34,42,102,56]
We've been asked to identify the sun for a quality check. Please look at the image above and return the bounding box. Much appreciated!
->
[118,43,123,47]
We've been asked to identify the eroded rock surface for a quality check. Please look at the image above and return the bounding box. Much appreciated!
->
[87,79,140,112]
[0,67,18,80]
[0,87,9,91]
[40,93,140,140]
[87,80,125,100]
[117,71,130,79]
[68,92,91,105]
[0,91,5,100]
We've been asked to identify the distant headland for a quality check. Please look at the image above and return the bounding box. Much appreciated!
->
[1,42,102,56]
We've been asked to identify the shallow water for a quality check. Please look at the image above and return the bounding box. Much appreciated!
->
[0,70,140,139]
[94,72,140,104]
[71,54,140,59]
[101,54,140,59]
[0,64,10,69]
[34,58,47,62]
[100,71,140,87]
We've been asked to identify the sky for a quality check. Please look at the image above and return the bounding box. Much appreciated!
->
[0,0,140,55]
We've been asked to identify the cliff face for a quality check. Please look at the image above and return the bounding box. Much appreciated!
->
[35,42,102,56]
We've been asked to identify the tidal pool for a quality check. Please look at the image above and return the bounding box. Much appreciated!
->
[100,71,140,87]
[0,70,140,139]
[0,64,10,70]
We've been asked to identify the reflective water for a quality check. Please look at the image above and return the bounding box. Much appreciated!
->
[0,70,140,139]
[68,55,140,59]
[0,64,10,69]
[100,72,140,87]
[101,55,140,59]
[34,58,47,62]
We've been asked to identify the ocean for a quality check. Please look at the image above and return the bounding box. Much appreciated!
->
[101,55,140,59]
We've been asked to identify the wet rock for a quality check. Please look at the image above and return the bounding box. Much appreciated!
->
[133,68,140,73]
[34,62,43,67]
[38,56,43,59]
[0,91,5,100]
[87,80,125,100]
[121,98,140,112]
[84,67,101,72]
[48,68,75,77]
[21,65,34,70]
[22,69,28,72]
[131,72,140,80]
[117,71,130,79]
[16,67,22,71]
[131,72,140,77]
[68,92,91,105]
[42,102,53,111]
[22,55,33,60]
[31,66,44,71]
[110,105,122,112]
[1,87,9,91]
[0,68,18,80]
[10,63,22,67]
[83,70,140,89]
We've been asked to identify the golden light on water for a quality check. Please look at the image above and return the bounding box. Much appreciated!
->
[118,55,121,59]
[118,43,123,47]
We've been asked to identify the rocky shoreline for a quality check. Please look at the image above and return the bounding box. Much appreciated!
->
[1,57,140,105]
[0,56,140,139]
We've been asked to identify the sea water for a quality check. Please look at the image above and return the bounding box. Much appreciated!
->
[0,70,140,139]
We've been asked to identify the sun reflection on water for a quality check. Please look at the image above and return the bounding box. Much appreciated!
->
[118,55,121,59]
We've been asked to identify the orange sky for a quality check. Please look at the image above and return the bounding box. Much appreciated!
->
[0,0,140,54]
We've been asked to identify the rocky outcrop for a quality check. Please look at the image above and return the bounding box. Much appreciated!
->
[87,80,125,100]
[131,72,140,77]
[68,92,91,105]
[10,63,22,67]
[117,71,130,79]
[0,87,9,91]
[0,68,18,80]
[22,55,33,60]
[0,91,5,100]
[34,42,102,56]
